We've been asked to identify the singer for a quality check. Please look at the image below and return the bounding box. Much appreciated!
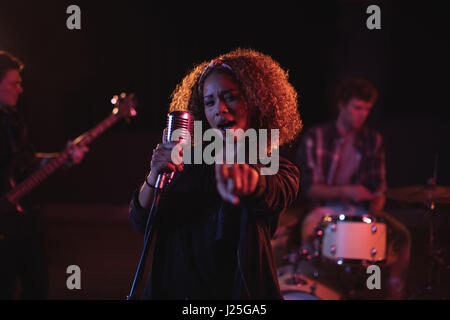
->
[128,48,302,299]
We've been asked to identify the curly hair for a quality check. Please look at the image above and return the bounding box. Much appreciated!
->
[169,48,302,147]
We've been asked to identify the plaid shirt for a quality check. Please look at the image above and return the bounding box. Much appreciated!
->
[295,121,387,201]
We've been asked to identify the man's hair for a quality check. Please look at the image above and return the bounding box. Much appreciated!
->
[332,77,378,111]
[0,50,24,82]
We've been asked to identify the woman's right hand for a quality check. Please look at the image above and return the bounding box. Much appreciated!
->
[146,128,184,186]
[139,128,184,209]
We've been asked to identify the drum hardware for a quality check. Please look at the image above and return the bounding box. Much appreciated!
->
[313,226,324,259]
[408,196,447,299]
[370,248,377,258]
[277,251,341,300]
[388,154,449,299]
[282,248,314,286]
[310,282,317,296]
[330,246,336,255]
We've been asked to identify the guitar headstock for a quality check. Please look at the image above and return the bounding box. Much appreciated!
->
[110,92,138,119]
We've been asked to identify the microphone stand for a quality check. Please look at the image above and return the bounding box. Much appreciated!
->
[126,111,193,299]
[126,173,172,300]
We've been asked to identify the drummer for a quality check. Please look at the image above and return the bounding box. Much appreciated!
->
[295,77,411,299]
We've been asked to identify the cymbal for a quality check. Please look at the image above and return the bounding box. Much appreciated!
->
[387,185,450,204]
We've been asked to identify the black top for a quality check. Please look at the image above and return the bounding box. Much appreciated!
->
[129,157,300,300]
[0,109,37,212]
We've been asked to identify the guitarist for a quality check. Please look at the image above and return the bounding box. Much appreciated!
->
[0,51,88,299]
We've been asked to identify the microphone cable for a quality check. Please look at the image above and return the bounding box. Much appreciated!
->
[126,186,165,300]
[236,200,251,299]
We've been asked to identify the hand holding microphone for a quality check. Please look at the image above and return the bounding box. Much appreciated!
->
[146,128,184,187]
[146,111,194,189]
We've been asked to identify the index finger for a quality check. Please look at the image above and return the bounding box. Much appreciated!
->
[215,163,231,183]
[215,163,224,183]
[162,128,168,143]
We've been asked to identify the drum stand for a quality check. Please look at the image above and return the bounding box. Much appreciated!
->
[391,155,449,299]
[286,249,310,284]
[285,248,319,296]
[410,199,447,300]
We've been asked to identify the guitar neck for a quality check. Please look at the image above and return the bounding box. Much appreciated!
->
[5,112,121,205]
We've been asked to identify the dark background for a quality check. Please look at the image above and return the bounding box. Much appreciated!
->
[1,0,449,299]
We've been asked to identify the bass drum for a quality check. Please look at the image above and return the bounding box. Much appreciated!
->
[277,264,341,300]
[282,290,321,300]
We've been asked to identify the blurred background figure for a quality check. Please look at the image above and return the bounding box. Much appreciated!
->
[0,50,88,299]
[293,77,411,299]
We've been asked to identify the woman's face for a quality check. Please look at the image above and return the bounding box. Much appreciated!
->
[203,71,249,136]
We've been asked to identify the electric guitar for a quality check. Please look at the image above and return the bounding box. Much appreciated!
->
[1,93,137,213]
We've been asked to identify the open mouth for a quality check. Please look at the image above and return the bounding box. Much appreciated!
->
[217,120,237,131]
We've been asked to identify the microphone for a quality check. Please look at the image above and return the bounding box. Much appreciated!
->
[155,111,194,189]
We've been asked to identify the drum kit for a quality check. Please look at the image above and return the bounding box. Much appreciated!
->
[388,183,450,299]
[277,182,450,300]
[277,212,389,300]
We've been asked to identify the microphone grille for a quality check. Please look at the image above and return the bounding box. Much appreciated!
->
[166,111,194,144]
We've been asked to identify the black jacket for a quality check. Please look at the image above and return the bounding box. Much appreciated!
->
[129,157,299,300]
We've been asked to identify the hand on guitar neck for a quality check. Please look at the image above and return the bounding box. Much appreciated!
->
[36,140,89,169]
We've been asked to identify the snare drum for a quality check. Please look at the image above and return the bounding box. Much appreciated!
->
[318,214,387,265]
